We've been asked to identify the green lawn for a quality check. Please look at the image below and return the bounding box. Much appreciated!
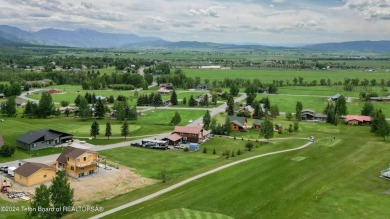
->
[278,86,388,97]
[91,122,390,219]
[0,109,205,162]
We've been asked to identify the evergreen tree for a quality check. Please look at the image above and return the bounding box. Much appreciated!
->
[170,90,178,105]
[153,93,163,107]
[78,96,90,119]
[371,109,386,134]
[121,120,129,139]
[261,97,271,110]
[49,171,74,218]
[361,102,374,116]
[209,117,217,133]
[377,118,390,140]
[128,106,138,121]
[90,121,100,139]
[24,100,33,116]
[201,94,209,107]
[335,95,348,115]
[295,101,303,121]
[203,110,211,130]
[253,101,263,119]
[74,94,82,107]
[115,101,126,121]
[188,95,197,107]
[261,116,274,140]
[182,97,187,105]
[270,104,279,118]
[28,184,51,219]
[94,97,106,119]
[2,96,16,116]
[226,95,235,116]
[38,93,54,118]
[224,117,232,135]
[170,111,181,125]
[105,121,112,139]
[230,85,239,96]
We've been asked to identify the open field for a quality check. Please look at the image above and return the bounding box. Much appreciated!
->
[184,68,390,84]
[277,86,388,97]
[90,122,390,219]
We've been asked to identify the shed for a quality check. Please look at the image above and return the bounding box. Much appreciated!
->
[188,143,199,152]
[13,162,56,186]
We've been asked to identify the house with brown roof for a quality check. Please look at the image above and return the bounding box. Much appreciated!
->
[13,162,56,186]
[172,125,204,143]
[345,115,372,125]
[162,133,183,146]
[252,119,263,130]
[56,146,103,178]
[227,116,247,132]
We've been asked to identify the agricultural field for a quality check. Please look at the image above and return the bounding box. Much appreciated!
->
[184,68,390,84]
[83,122,390,219]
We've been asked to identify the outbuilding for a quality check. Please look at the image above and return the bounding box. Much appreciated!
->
[188,143,199,152]
[13,162,56,186]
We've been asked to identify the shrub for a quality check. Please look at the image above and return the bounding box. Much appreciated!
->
[245,142,254,151]
[203,147,207,153]
[183,146,189,152]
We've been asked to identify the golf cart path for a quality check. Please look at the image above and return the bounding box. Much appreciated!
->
[90,141,313,219]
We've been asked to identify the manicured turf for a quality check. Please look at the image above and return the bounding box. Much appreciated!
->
[149,208,234,219]
[96,122,390,219]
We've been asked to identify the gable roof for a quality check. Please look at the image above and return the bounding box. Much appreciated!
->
[346,115,372,122]
[239,105,255,113]
[14,162,54,178]
[0,135,3,147]
[56,146,96,164]
[227,116,247,128]
[174,125,203,134]
[164,133,182,142]
[16,129,72,145]
[253,119,263,126]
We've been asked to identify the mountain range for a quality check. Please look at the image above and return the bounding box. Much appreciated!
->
[0,25,389,52]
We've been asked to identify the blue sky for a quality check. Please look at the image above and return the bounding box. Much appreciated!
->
[0,0,389,45]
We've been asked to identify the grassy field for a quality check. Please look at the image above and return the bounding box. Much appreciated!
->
[0,109,205,162]
[184,68,390,84]
[277,86,388,97]
[91,122,390,219]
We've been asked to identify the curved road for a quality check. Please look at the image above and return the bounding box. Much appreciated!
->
[90,141,313,219]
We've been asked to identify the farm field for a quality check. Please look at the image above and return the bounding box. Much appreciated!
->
[92,122,390,219]
[277,86,388,97]
[184,68,390,84]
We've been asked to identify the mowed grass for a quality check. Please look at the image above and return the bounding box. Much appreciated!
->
[0,109,205,162]
[278,86,388,97]
[184,68,390,83]
[97,122,390,219]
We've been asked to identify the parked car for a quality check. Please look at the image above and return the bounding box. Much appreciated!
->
[1,166,8,173]
[130,142,142,147]
[309,136,315,142]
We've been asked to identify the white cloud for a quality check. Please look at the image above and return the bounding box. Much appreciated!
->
[344,0,390,20]
[272,0,285,3]
[184,7,220,17]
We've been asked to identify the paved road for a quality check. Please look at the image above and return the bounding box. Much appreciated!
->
[18,88,42,103]
[90,141,313,219]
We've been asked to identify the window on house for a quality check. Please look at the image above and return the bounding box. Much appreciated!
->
[44,175,47,178]
[83,157,86,161]
[67,157,70,161]
[70,166,74,170]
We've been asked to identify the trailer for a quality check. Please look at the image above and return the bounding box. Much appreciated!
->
[7,167,17,177]
[142,139,168,150]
